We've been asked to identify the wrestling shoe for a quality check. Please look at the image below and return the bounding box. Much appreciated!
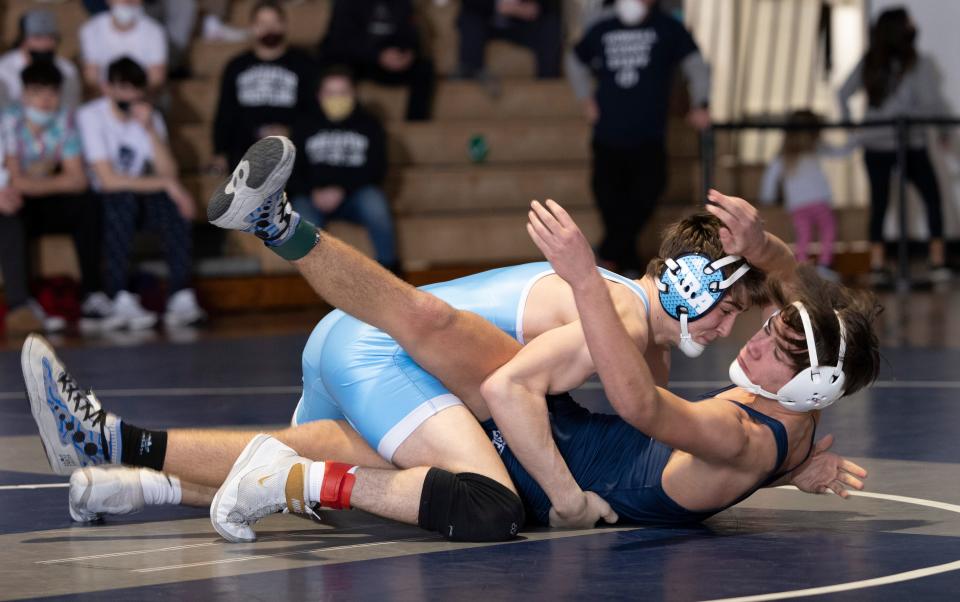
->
[210,434,314,543]
[21,334,121,475]
[207,136,299,245]
[69,466,145,522]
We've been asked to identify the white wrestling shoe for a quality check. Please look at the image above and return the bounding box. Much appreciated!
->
[207,136,298,244]
[21,334,121,475]
[69,466,145,522]
[210,434,314,543]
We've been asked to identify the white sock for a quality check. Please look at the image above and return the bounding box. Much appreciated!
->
[306,461,326,505]
[138,468,182,505]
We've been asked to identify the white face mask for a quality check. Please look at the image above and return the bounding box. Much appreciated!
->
[677,313,706,358]
[616,0,648,26]
[111,4,143,27]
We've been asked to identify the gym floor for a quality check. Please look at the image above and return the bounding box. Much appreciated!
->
[1,291,959,601]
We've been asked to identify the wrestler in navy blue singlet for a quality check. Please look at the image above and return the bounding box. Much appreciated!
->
[483,386,810,525]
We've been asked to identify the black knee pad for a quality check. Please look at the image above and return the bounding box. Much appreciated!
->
[418,468,525,542]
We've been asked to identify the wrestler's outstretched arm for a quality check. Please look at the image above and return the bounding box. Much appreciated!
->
[527,200,753,462]
[705,189,799,301]
[768,433,868,498]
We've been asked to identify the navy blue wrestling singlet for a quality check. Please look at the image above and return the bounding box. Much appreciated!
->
[483,387,810,525]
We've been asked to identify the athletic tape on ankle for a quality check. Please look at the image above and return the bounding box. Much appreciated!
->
[320,463,356,510]
[270,219,320,261]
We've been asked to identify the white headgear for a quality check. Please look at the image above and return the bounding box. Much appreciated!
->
[729,302,847,412]
[656,253,751,358]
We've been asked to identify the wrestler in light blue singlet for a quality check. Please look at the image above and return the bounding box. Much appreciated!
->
[293,262,650,460]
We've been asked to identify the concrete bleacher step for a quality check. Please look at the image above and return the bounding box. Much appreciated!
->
[388,119,589,165]
[171,79,583,125]
[392,165,593,213]
[397,209,603,269]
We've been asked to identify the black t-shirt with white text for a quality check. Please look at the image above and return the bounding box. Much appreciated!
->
[574,11,698,148]
[213,48,317,161]
[290,104,387,196]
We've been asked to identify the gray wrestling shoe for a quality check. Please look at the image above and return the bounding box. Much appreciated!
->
[207,136,299,244]
[21,334,120,475]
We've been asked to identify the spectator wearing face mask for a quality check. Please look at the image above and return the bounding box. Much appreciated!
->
[76,58,204,330]
[79,0,168,94]
[320,0,435,121]
[210,0,316,174]
[290,65,399,274]
[566,0,710,275]
[0,61,104,336]
[0,10,81,110]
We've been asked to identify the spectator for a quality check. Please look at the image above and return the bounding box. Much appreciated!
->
[566,0,711,274]
[0,10,81,110]
[77,58,204,330]
[211,0,315,172]
[291,65,399,274]
[0,61,107,336]
[320,0,435,121]
[456,0,563,80]
[838,7,951,286]
[79,0,168,94]
[759,111,851,283]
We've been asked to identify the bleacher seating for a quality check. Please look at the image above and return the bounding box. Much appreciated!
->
[0,0,867,298]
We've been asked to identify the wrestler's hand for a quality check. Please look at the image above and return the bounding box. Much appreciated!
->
[527,199,597,286]
[549,490,619,528]
[790,434,867,499]
[704,189,767,259]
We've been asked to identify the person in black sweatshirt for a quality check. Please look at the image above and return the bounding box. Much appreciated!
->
[319,0,434,121]
[456,0,563,79]
[211,0,315,173]
[566,0,711,275]
[290,65,399,273]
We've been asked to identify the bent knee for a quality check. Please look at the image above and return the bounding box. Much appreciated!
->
[418,468,524,542]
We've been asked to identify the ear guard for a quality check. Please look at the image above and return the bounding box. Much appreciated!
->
[729,302,847,412]
[656,253,751,358]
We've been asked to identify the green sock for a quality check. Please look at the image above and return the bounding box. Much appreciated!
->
[269,219,321,261]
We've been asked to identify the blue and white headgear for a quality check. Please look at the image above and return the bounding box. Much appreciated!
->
[656,253,752,358]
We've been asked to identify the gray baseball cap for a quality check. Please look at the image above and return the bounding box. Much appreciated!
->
[22,10,58,37]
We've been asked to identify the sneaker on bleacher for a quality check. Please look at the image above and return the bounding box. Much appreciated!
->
[202,15,249,42]
[163,289,206,328]
[104,291,157,331]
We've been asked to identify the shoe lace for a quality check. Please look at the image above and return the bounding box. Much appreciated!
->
[58,372,106,431]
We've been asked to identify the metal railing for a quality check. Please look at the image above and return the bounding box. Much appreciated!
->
[700,117,960,291]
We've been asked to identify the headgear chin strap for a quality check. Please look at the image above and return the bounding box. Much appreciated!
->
[656,253,751,359]
[728,302,848,412]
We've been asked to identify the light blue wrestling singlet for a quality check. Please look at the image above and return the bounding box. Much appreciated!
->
[292,262,650,460]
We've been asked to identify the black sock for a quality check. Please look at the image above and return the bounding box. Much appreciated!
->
[120,422,168,471]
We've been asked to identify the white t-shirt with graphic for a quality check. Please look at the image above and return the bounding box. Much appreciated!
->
[79,12,168,81]
[76,97,167,190]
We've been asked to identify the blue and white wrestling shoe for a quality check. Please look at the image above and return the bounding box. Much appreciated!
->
[207,136,298,243]
[21,334,120,475]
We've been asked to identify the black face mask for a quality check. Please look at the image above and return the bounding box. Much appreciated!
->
[258,33,285,49]
[28,50,54,64]
[115,100,132,114]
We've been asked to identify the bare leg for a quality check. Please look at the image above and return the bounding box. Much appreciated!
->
[294,232,521,413]
[351,466,430,525]
[163,420,391,487]
[180,481,218,507]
